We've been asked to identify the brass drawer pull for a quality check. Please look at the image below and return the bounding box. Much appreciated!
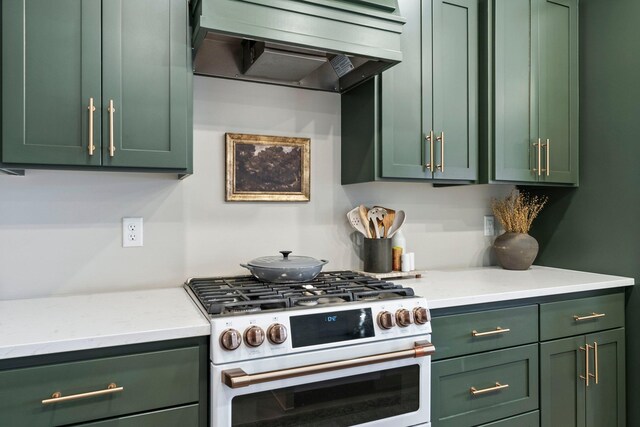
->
[425,130,435,173]
[593,341,599,384]
[580,344,592,386]
[470,382,509,396]
[574,312,606,321]
[108,99,116,157]
[87,97,96,156]
[42,382,123,405]
[436,131,444,172]
[533,138,542,176]
[472,327,511,337]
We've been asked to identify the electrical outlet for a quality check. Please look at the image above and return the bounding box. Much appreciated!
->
[122,217,143,247]
[484,215,495,236]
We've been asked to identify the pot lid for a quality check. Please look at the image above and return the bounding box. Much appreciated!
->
[247,251,327,270]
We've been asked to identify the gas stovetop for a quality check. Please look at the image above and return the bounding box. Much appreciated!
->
[185,271,415,316]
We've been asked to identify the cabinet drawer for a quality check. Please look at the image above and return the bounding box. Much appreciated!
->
[431,344,538,427]
[0,347,200,427]
[540,293,624,341]
[431,305,538,360]
[479,410,539,426]
[78,404,199,426]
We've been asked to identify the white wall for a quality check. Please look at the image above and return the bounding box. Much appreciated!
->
[0,77,512,300]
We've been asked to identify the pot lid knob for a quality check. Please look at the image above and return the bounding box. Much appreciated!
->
[279,251,292,260]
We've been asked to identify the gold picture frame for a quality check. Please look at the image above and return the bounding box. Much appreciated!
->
[225,133,310,202]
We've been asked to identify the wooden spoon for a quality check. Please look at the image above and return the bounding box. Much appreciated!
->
[373,206,396,238]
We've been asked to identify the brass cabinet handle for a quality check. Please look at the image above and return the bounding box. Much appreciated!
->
[593,341,599,384]
[107,100,116,157]
[425,130,435,173]
[42,383,123,405]
[574,312,606,321]
[580,344,592,386]
[472,326,511,337]
[222,340,435,389]
[545,138,550,176]
[436,131,444,172]
[470,382,509,396]
[87,98,96,156]
[533,138,542,176]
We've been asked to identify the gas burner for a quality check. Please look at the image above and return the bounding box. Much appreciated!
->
[185,271,417,316]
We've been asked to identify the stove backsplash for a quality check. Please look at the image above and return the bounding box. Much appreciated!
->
[0,77,513,300]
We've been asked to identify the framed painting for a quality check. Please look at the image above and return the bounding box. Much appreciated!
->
[225,133,310,202]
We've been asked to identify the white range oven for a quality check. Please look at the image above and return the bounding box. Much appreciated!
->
[186,271,435,427]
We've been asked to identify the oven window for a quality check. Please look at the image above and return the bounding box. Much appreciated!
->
[231,365,420,426]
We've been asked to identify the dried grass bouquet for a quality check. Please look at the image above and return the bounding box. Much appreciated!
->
[491,191,548,234]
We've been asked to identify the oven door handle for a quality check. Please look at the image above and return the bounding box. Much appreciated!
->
[221,340,435,389]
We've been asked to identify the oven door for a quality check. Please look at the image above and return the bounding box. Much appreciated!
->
[211,336,433,427]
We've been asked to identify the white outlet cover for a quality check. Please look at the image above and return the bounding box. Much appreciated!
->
[484,215,495,236]
[122,217,143,247]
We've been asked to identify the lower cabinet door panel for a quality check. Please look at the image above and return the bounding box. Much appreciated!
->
[479,410,539,426]
[77,404,199,426]
[431,344,538,427]
[0,347,200,426]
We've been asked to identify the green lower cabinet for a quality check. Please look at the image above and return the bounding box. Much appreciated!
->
[479,410,539,426]
[431,344,538,427]
[0,346,201,427]
[1,0,192,174]
[341,0,477,184]
[77,404,199,426]
[540,328,625,427]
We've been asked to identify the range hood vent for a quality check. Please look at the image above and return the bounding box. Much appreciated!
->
[190,0,405,93]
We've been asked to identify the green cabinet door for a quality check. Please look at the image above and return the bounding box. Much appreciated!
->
[102,0,189,169]
[380,0,430,179]
[538,0,578,184]
[492,0,538,182]
[432,0,478,181]
[540,335,586,427]
[585,329,625,427]
[540,329,625,427]
[2,0,102,166]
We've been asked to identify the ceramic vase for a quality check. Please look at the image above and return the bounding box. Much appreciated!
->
[493,232,539,270]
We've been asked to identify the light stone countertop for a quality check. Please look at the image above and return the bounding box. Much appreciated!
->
[0,266,633,361]
[401,265,634,310]
[0,288,210,360]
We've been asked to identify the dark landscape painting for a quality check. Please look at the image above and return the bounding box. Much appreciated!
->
[235,143,302,192]
[226,133,310,202]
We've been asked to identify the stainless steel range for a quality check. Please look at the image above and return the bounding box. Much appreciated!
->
[186,271,435,427]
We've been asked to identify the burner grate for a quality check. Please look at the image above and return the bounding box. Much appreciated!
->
[186,271,415,316]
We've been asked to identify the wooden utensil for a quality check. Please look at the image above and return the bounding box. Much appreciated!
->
[358,205,372,238]
[347,208,369,237]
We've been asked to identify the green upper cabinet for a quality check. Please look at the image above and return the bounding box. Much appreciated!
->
[1,0,191,173]
[481,0,578,185]
[342,0,478,184]
[2,0,103,167]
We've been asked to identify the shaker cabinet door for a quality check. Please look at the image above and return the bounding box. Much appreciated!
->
[432,0,478,181]
[537,0,578,184]
[585,329,625,427]
[493,0,538,182]
[540,335,586,427]
[380,0,430,179]
[101,0,189,169]
[2,0,102,166]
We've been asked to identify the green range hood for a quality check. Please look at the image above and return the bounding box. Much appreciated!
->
[190,0,405,93]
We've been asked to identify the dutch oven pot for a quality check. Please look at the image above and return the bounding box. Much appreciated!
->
[240,251,329,283]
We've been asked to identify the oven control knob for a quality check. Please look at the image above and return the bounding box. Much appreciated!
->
[220,329,242,351]
[413,307,430,325]
[377,311,396,330]
[267,323,288,345]
[396,309,412,327]
[244,326,266,347]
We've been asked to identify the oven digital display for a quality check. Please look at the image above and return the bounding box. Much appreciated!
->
[290,308,375,348]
